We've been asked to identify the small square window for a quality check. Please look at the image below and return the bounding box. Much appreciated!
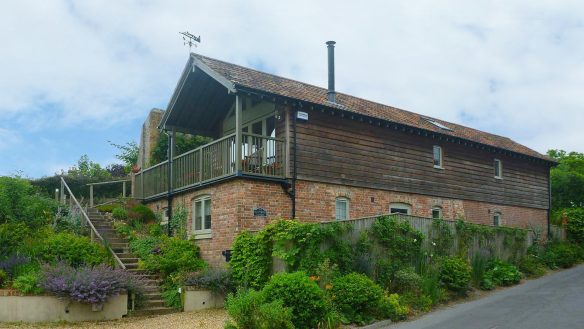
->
[335,198,349,220]
[433,146,443,168]
[432,207,442,219]
[494,159,502,179]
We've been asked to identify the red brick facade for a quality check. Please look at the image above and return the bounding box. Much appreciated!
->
[145,178,547,268]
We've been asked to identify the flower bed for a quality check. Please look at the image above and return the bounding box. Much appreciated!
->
[0,289,127,322]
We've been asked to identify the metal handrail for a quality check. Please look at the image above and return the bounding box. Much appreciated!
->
[60,177,126,270]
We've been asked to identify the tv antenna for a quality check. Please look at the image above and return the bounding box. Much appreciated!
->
[179,31,201,51]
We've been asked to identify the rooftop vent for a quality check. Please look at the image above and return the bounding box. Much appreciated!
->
[326,41,336,103]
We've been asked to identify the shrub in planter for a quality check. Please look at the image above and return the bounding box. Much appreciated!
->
[481,260,521,289]
[518,255,546,278]
[0,223,30,258]
[331,272,384,324]
[438,256,471,294]
[13,273,43,294]
[377,293,409,321]
[184,268,234,295]
[225,289,294,329]
[262,272,329,329]
[40,263,145,304]
[142,238,206,277]
[111,207,128,221]
[40,232,110,267]
[543,242,583,269]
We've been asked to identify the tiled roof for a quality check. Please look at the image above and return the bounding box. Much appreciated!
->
[194,54,552,162]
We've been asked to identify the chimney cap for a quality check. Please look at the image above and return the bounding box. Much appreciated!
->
[326,40,336,46]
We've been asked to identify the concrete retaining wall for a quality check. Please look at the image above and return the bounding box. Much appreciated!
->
[0,292,127,322]
[182,287,224,312]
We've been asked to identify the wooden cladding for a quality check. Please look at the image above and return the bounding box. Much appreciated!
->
[291,110,550,209]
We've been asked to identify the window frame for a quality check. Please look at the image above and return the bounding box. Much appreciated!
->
[494,159,503,179]
[389,202,412,215]
[431,206,443,219]
[192,195,212,239]
[335,197,349,221]
[493,212,502,227]
[433,145,443,169]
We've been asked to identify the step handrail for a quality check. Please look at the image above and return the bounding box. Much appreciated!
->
[60,177,126,270]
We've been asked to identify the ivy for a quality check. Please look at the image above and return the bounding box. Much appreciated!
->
[230,230,272,289]
[371,215,425,264]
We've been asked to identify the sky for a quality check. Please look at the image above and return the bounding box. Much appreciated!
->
[1,0,583,178]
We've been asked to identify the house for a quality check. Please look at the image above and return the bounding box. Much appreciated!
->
[133,42,555,267]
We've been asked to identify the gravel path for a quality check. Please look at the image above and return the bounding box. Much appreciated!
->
[0,309,229,329]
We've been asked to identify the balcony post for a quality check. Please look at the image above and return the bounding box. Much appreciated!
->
[235,94,243,173]
[89,185,94,207]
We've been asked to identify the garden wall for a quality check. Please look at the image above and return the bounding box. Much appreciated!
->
[0,291,127,322]
[182,287,225,312]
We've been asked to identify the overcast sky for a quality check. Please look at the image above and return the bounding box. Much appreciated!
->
[1,0,583,178]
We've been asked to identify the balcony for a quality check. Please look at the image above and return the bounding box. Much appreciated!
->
[134,133,286,200]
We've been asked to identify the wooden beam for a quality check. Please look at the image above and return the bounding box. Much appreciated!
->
[235,94,243,173]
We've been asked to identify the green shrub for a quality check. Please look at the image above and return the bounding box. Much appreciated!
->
[391,267,422,293]
[13,273,43,294]
[420,274,448,306]
[372,216,425,264]
[0,176,58,228]
[470,252,490,287]
[374,258,400,289]
[481,260,521,288]
[148,223,164,237]
[0,223,30,258]
[262,272,329,329]
[225,289,294,329]
[565,208,584,244]
[377,293,409,321]
[128,204,156,223]
[230,231,271,289]
[543,242,583,269]
[142,238,206,277]
[439,256,471,294]
[161,281,182,309]
[399,292,432,313]
[129,236,163,259]
[518,255,547,278]
[111,207,128,221]
[96,204,119,213]
[40,232,110,267]
[331,272,384,325]
[0,269,7,288]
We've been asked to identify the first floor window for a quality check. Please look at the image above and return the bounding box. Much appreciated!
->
[494,159,503,179]
[433,145,443,168]
[336,197,349,220]
[390,203,412,215]
[432,206,443,219]
[193,196,212,234]
[493,212,502,226]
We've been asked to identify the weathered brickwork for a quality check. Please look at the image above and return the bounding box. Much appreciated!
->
[144,178,547,268]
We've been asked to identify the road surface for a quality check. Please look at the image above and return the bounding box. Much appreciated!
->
[386,264,584,329]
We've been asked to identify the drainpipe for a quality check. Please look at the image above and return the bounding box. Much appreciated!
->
[292,109,297,219]
[547,166,552,240]
[165,129,174,236]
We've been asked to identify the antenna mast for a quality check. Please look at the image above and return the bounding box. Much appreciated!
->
[179,31,201,51]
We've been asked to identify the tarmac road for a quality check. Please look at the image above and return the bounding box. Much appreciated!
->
[386,264,584,329]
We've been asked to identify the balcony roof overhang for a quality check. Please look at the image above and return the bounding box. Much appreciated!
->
[159,55,237,136]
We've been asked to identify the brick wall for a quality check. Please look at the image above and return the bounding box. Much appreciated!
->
[143,178,547,268]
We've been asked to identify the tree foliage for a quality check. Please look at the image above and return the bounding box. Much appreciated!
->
[150,133,212,165]
[109,140,139,173]
[547,149,584,209]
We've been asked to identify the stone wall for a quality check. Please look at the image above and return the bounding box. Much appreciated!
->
[137,108,164,169]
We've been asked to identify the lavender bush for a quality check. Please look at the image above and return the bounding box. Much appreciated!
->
[41,263,145,304]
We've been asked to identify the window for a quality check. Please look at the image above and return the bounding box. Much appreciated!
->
[390,203,412,215]
[335,197,349,220]
[432,206,443,219]
[433,146,443,168]
[493,212,502,226]
[494,159,502,179]
[192,196,212,238]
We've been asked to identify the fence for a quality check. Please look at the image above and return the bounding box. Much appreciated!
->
[321,213,537,261]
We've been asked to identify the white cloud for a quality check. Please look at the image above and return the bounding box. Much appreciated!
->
[0,0,582,177]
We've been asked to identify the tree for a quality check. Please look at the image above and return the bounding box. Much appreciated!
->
[150,133,212,166]
[67,155,111,180]
[109,141,139,173]
[547,149,584,209]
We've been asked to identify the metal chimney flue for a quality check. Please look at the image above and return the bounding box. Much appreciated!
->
[326,41,336,103]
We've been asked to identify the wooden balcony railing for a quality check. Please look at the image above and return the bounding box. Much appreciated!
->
[135,133,286,200]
